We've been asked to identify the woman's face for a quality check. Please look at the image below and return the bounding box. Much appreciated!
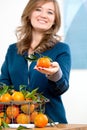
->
[30,2,55,32]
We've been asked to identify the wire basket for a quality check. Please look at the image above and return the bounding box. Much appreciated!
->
[0,99,49,124]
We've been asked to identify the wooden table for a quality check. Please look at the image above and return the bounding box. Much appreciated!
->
[3,124,87,130]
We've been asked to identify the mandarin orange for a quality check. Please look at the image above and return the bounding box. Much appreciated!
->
[30,111,38,123]
[21,104,35,114]
[0,93,12,102]
[6,105,19,119]
[37,57,51,68]
[16,113,30,124]
[34,113,48,128]
[0,112,11,124]
[11,91,24,101]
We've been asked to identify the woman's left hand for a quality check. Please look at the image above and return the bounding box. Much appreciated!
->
[34,62,59,75]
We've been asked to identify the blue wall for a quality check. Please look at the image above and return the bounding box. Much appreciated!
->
[64,0,87,69]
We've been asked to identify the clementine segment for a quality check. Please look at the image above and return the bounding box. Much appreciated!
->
[34,113,48,128]
[6,105,19,119]
[37,57,51,68]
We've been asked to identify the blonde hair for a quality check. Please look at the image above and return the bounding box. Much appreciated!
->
[16,0,61,54]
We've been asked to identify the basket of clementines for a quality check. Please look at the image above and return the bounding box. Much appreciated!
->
[0,83,50,129]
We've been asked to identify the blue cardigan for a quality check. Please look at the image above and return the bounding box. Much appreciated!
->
[0,42,71,123]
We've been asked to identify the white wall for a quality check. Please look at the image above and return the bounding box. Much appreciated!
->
[0,0,29,68]
[0,0,87,124]
[62,70,87,124]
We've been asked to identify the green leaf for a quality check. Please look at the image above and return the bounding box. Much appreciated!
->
[25,91,31,98]
[30,88,38,95]
[0,126,2,130]
[1,121,9,128]
[0,85,9,96]
[7,85,14,95]
[19,85,27,91]
[25,88,39,101]
[25,54,38,62]
[17,125,30,130]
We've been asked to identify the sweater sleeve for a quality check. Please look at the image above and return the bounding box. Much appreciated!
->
[47,43,71,96]
[0,45,13,86]
[46,66,63,82]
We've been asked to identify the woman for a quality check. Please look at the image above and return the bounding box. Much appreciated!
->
[0,0,71,123]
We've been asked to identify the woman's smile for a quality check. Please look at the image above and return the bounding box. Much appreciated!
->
[37,19,47,24]
[30,2,55,32]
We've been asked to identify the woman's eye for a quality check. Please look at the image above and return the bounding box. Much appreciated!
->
[36,8,41,11]
[47,11,54,15]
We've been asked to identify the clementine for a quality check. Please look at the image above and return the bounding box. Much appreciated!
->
[16,113,30,124]
[30,111,38,123]
[0,112,4,118]
[0,112,11,124]
[4,116,11,124]
[11,91,24,101]
[6,105,19,119]
[21,104,35,114]
[0,93,12,102]
[37,57,51,68]
[34,113,48,128]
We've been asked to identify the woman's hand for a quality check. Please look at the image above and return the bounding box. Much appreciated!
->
[34,62,60,75]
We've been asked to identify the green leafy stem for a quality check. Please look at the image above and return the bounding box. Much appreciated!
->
[25,53,52,62]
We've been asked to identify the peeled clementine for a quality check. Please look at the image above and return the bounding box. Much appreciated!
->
[37,57,51,68]
[34,113,48,128]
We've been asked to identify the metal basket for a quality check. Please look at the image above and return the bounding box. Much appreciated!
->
[0,99,49,124]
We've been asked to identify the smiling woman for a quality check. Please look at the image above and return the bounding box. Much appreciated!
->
[30,2,55,32]
[0,0,71,124]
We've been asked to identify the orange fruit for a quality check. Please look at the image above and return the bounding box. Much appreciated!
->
[21,104,35,114]
[0,112,11,124]
[34,113,48,128]
[37,57,51,68]
[0,117,1,126]
[0,112,4,117]
[30,111,38,123]
[6,105,19,119]
[0,93,12,102]
[4,116,11,124]
[11,91,24,101]
[16,113,30,124]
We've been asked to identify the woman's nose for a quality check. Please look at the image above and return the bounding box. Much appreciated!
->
[40,10,47,18]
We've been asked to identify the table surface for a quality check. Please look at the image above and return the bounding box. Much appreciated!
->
[3,124,87,130]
